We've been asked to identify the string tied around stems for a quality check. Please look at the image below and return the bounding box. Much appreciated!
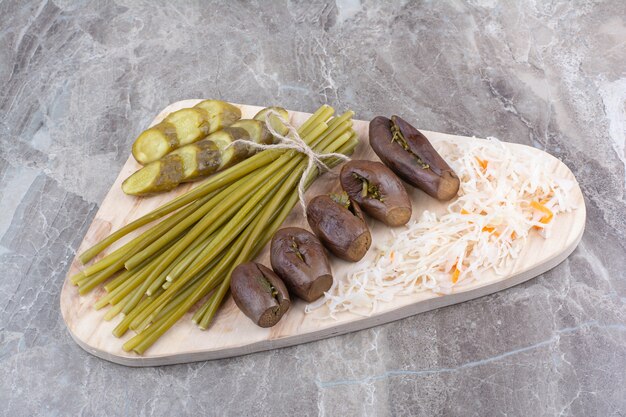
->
[227,109,350,215]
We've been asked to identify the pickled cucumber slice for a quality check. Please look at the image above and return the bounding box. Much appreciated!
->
[170,140,221,182]
[132,122,178,166]
[209,127,252,170]
[163,108,210,146]
[194,100,242,133]
[122,154,185,196]
[253,106,290,136]
[230,119,273,145]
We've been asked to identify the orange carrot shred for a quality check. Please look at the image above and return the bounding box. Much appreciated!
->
[531,200,553,225]
[461,209,470,215]
[475,157,488,172]
[452,267,460,284]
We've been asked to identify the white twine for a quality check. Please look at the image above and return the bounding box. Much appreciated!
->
[227,109,350,215]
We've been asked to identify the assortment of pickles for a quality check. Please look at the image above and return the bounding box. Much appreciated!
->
[75,103,360,353]
[89,101,459,337]
[231,115,460,328]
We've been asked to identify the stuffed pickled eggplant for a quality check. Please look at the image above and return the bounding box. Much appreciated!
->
[340,160,412,226]
[230,262,290,327]
[306,192,371,262]
[270,227,332,302]
[369,115,460,201]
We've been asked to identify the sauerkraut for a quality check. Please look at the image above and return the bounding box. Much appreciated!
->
[307,138,576,318]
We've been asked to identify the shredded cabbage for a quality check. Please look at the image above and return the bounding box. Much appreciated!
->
[306,137,576,318]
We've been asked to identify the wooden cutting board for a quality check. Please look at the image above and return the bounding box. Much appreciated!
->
[60,100,586,366]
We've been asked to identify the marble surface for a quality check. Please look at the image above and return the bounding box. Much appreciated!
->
[1,0,625,415]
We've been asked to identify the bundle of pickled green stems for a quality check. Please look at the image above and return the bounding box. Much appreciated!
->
[71,105,357,354]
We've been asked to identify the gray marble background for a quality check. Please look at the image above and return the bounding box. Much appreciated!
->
[1,0,625,416]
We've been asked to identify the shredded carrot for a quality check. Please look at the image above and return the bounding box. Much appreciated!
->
[511,231,518,239]
[452,266,460,284]
[451,260,461,284]
[475,157,488,172]
[483,226,501,237]
[389,251,395,262]
[531,200,553,229]
[461,209,475,225]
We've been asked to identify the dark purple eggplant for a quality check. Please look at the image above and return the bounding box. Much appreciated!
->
[369,115,460,200]
[230,262,290,327]
[270,227,332,302]
[306,193,371,262]
[340,160,412,226]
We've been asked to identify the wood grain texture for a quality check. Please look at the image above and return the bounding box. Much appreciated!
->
[60,100,586,366]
